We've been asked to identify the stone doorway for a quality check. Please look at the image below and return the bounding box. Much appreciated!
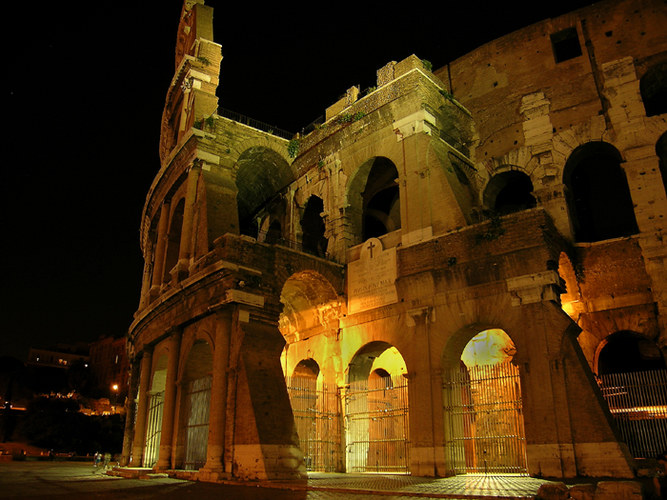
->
[345,343,410,474]
[443,329,528,475]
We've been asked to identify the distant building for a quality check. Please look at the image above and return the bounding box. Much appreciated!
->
[89,336,129,399]
[122,0,666,484]
[27,346,89,370]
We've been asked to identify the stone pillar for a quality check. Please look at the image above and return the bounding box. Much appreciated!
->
[155,331,182,470]
[131,349,153,466]
[150,202,170,300]
[201,311,232,477]
[120,358,140,466]
[173,163,201,281]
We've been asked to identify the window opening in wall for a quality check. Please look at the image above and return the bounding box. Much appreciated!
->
[657,132,667,197]
[484,171,536,215]
[301,196,328,257]
[550,27,582,63]
[362,159,400,241]
[640,62,667,117]
[564,142,638,242]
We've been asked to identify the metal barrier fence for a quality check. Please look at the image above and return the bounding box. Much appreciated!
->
[143,391,164,467]
[345,376,410,474]
[183,376,212,470]
[598,369,667,458]
[286,376,342,472]
[443,362,528,475]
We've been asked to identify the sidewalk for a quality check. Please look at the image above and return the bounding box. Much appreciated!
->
[110,469,561,499]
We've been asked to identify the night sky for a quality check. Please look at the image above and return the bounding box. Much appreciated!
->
[2,0,595,360]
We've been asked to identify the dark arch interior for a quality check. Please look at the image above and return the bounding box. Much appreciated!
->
[362,158,400,241]
[640,62,667,117]
[564,142,638,242]
[598,331,665,375]
[301,196,328,257]
[657,132,667,198]
[485,170,537,215]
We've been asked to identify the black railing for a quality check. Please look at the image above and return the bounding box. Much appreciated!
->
[217,107,294,140]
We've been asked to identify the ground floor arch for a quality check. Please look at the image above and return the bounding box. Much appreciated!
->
[144,354,168,467]
[443,328,527,475]
[345,342,410,473]
[176,340,213,470]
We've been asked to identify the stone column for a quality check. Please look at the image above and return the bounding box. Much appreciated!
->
[131,349,153,466]
[120,358,140,466]
[201,310,232,477]
[150,202,170,300]
[174,163,201,281]
[155,331,182,470]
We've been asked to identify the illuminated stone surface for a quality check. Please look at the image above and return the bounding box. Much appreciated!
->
[121,0,667,484]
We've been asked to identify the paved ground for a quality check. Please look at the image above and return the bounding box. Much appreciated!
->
[0,461,557,499]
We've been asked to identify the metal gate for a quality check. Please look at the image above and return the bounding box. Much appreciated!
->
[144,391,164,467]
[345,375,410,473]
[183,376,211,470]
[286,376,342,472]
[444,362,527,475]
[598,369,667,458]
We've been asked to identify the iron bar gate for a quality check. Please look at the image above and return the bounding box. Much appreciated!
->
[286,376,342,472]
[598,369,667,458]
[144,391,164,467]
[443,362,527,475]
[345,375,410,474]
[183,376,212,470]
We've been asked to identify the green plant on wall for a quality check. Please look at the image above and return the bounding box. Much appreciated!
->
[287,139,300,159]
[422,59,433,72]
[474,211,505,244]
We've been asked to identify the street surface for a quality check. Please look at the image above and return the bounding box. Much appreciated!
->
[0,461,448,500]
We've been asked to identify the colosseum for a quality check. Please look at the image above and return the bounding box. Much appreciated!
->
[120,0,667,482]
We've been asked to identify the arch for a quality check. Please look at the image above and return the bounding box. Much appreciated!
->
[442,328,527,475]
[657,132,667,197]
[235,146,295,237]
[163,198,185,284]
[483,169,537,214]
[347,157,401,245]
[595,331,665,375]
[301,195,328,257]
[563,141,638,242]
[279,271,340,342]
[293,358,320,379]
[144,354,168,467]
[177,339,213,470]
[346,342,409,473]
[640,62,667,117]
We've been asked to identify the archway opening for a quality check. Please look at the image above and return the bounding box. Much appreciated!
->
[484,170,537,215]
[346,342,409,474]
[347,157,401,245]
[301,195,328,257]
[596,331,667,459]
[657,132,667,198]
[286,359,341,472]
[177,340,212,470]
[597,331,665,375]
[235,146,294,237]
[640,62,667,117]
[163,198,185,284]
[563,142,638,242]
[144,355,167,467]
[444,329,527,475]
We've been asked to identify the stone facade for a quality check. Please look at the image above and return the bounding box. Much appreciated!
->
[121,0,667,482]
